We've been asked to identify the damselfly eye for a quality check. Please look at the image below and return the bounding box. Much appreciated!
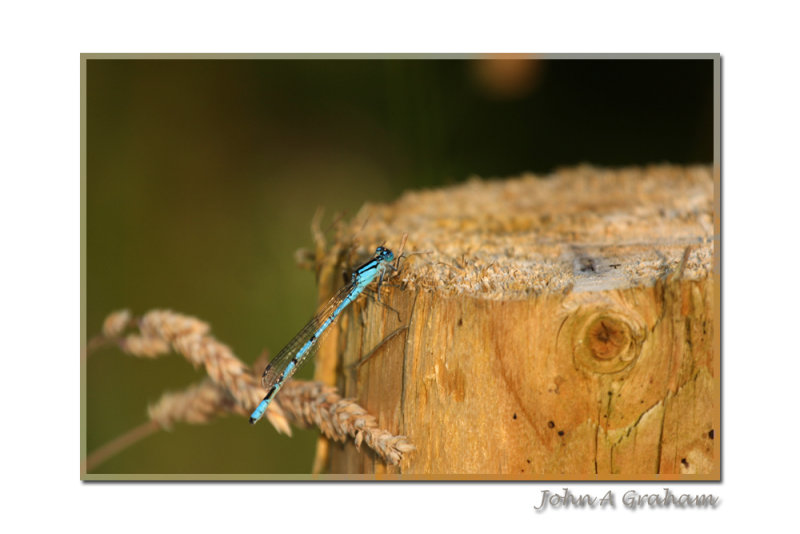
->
[375,246,394,262]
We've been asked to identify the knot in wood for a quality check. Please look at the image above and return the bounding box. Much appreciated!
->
[586,317,627,360]
[568,308,646,375]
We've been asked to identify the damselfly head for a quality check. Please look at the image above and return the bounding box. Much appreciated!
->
[375,246,395,263]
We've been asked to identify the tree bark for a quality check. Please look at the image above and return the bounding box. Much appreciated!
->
[314,164,718,478]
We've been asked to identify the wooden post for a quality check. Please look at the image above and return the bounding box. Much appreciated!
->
[314,165,718,478]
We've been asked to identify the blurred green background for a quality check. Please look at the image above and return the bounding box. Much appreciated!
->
[84,57,713,474]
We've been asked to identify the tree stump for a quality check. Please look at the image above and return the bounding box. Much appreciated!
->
[313,164,718,478]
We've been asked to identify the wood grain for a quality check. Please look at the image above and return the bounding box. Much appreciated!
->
[312,164,718,478]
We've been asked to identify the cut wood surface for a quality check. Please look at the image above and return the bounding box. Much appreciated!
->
[311,164,718,478]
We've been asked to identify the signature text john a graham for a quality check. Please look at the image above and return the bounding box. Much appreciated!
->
[534,488,720,511]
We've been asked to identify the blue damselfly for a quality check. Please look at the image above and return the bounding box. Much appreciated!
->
[249,246,396,424]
